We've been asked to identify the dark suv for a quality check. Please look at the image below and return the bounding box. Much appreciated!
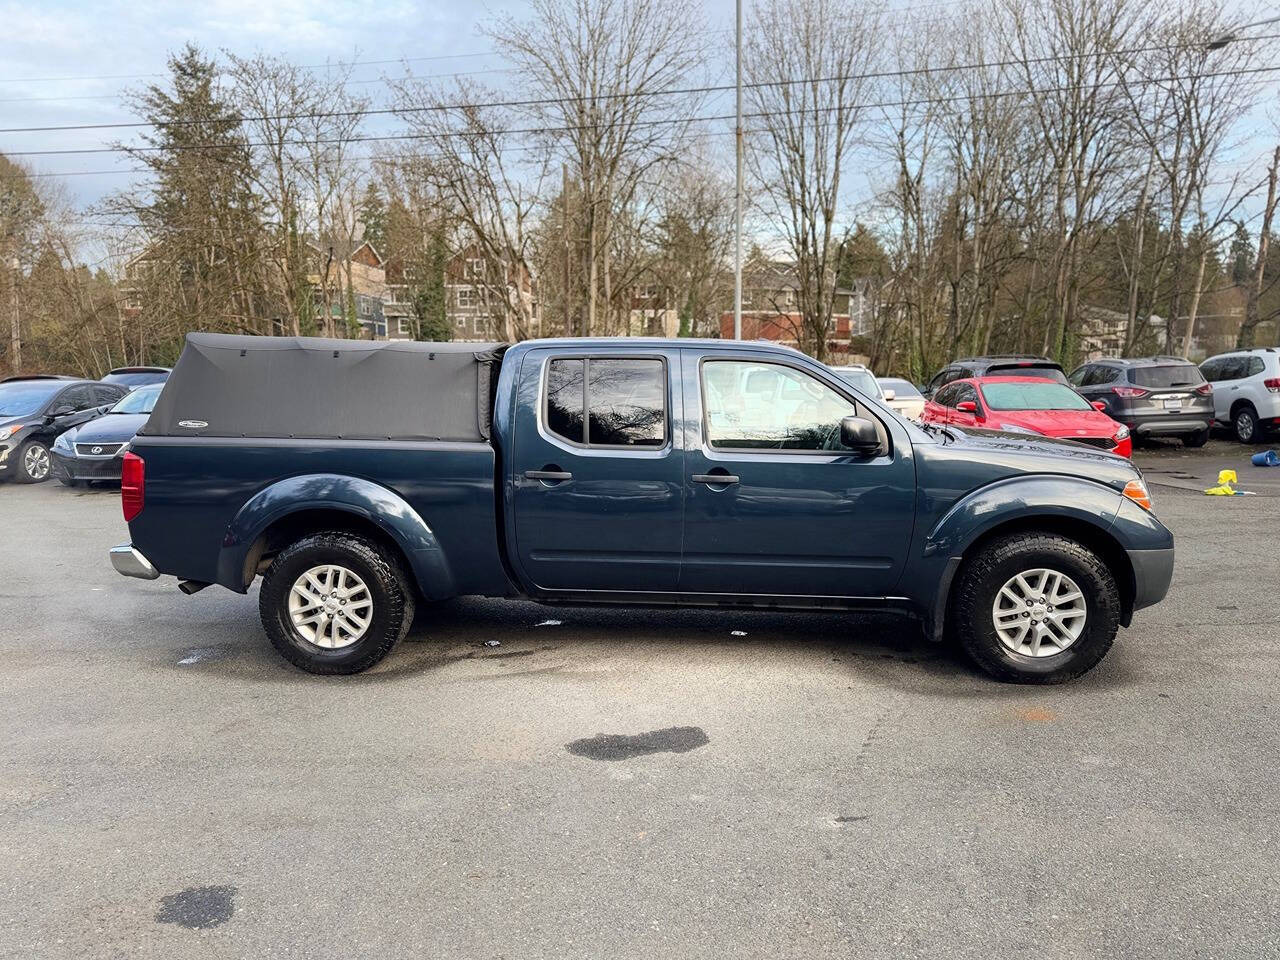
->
[1068,357,1213,447]
[923,356,1067,397]
[0,377,127,482]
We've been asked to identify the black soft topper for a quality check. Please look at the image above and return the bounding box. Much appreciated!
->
[143,333,505,441]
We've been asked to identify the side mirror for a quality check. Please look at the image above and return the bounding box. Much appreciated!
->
[882,388,896,401]
[839,415,883,456]
[1092,401,1107,412]
[956,400,977,414]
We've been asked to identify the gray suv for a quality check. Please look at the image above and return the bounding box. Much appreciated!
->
[1068,357,1213,447]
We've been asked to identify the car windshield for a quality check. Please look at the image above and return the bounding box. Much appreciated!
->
[830,368,880,397]
[110,383,162,414]
[104,371,167,387]
[0,381,64,417]
[981,381,1091,411]
[1131,364,1204,388]
[879,378,922,399]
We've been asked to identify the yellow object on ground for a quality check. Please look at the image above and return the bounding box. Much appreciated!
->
[1204,469,1243,496]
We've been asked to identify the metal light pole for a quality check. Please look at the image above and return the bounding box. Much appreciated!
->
[733,0,744,340]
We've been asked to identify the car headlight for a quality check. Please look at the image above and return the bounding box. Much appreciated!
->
[1114,424,1130,441]
[0,424,21,441]
[997,423,1043,436]
[53,429,78,453]
[115,440,131,457]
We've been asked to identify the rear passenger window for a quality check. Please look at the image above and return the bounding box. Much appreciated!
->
[544,357,666,448]
[1247,356,1265,377]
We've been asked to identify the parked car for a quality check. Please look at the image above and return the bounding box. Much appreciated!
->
[50,382,163,486]
[922,376,1131,457]
[923,355,1068,397]
[101,366,171,391]
[0,377,127,483]
[1068,357,1212,447]
[110,333,1173,685]
[877,377,926,420]
[1198,348,1280,443]
[828,364,885,399]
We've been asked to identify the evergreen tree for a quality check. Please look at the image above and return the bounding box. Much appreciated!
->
[1229,220,1253,285]
[359,183,387,254]
[411,223,450,340]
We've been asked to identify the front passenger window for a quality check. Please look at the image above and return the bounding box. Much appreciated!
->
[702,360,858,451]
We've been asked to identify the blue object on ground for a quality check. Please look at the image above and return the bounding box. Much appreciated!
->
[1252,450,1280,467]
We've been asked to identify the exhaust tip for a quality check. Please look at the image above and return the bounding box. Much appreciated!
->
[178,580,211,595]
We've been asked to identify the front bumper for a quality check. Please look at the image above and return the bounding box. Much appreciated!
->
[51,449,125,481]
[0,440,16,475]
[110,543,160,580]
[1128,546,1175,612]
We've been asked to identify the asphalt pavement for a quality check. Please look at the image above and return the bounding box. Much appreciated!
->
[1,443,1278,959]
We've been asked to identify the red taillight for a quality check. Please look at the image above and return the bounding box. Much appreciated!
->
[121,452,144,522]
[1194,382,1212,396]
[1265,377,1280,393]
[1113,385,1149,398]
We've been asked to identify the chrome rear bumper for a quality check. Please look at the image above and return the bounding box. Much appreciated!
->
[110,542,160,580]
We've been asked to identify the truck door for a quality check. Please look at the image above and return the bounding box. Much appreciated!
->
[678,352,916,599]
[509,348,684,594]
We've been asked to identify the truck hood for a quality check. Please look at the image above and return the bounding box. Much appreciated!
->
[917,424,1138,496]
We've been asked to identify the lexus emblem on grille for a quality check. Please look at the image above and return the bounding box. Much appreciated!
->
[91,446,103,454]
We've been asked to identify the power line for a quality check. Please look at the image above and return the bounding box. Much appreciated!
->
[4,33,1276,138]
[0,51,500,86]
[4,63,1279,163]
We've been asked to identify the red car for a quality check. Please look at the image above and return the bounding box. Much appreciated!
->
[922,376,1132,457]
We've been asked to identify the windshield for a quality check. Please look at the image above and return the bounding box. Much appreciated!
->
[879,378,922,399]
[830,368,881,397]
[1131,364,1204,388]
[103,371,168,387]
[110,383,162,414]
[0,381,63,417]
[981,381,1091,411]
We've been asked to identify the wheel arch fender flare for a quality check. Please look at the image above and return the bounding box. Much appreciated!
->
[921,475,1133,640]
[216,473,454,598]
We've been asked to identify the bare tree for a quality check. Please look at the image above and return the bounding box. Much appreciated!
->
[746,0,885,362]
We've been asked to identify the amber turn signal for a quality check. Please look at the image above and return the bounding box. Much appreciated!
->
[1122,478,1152,511]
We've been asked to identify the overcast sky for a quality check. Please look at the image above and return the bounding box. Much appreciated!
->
[0,0,572,206]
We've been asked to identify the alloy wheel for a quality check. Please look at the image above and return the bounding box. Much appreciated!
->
[1236,411,1256,442]
[24,444,50,481]
[287,564,374,649]
[991,567,1087,658]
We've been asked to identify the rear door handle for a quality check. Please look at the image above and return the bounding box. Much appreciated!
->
[525,469,573,481]
[692,473,739,484]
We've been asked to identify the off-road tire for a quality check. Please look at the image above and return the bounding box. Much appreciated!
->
[1233,404,1261,444]
[1182,428,1209,449]
[952,532,1121,684]
[259,532,414,675]
[15,440,51,483]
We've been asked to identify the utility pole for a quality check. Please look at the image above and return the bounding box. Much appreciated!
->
[7,251,19,375]
[562,163,572,337]
[733,0,744,340]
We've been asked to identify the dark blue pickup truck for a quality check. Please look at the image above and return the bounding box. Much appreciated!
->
[110,333,1173,683]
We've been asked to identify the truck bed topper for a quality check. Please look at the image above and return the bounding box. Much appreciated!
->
[143,333,505,442]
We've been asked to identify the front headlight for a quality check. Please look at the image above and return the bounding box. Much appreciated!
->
[0,424,21,442]
[53,429,77,453]
[115,440,131,457]
[1114,424,1130,441]
[997,423,1043,436]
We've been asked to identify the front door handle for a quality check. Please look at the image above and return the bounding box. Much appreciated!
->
[692,473,739,485]
[525,469,573,481]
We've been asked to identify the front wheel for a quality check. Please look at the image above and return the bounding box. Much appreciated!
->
[951,533,1121,684]
[16,441,52,483]
[259,532,415,674]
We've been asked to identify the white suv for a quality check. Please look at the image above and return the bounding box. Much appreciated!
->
[1199,349,1280,443]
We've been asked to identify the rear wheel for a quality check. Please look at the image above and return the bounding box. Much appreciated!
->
[1183,428,1209,449]
[258,532,414,675]
[1233,405,1261,444]
[952,532,1121,684]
